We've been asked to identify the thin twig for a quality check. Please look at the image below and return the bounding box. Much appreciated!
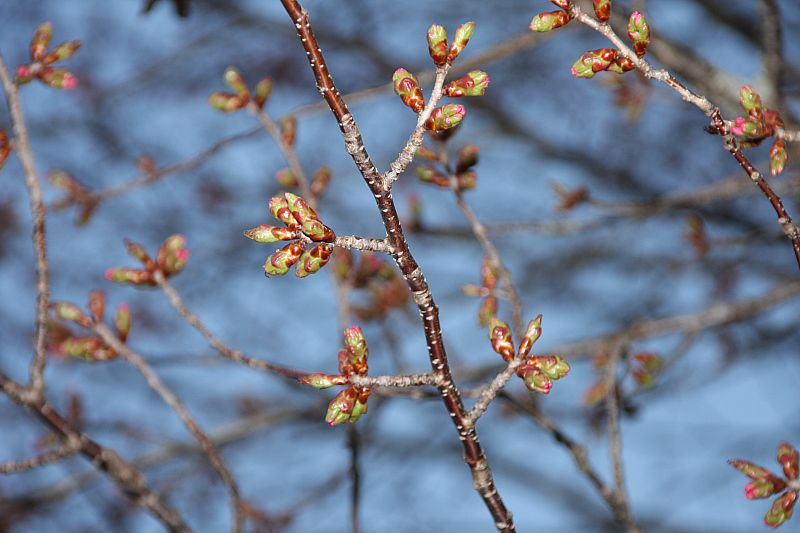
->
[347,425,361,533]
[0,53,50,398]
[0,443,79,474]
[92,323,244,533]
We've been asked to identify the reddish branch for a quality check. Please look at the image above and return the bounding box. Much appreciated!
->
[278,1,515,529]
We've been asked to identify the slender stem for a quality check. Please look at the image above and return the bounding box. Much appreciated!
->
[0,443,79,473]
[278,2,515,529]
[0,53,50,398]
[347,425,361,533]
[92,323,244,533]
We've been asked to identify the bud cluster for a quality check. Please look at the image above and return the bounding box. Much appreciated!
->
[729,85,788,176]
[15,22,80,90]
[488,315,570,395]
[105,235,189,287]
[244,193,335,277]
[208,66,273,113]
[415,143,480,191]
[48,290,131,362]
[729,441,799,528]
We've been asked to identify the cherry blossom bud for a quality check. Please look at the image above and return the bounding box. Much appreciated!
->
[765,490,797,528]
[456,144,480,173]
[53,302,92,328]
[478,296,497,327]
[275,168,298,187]
[457,171,477,190]
[343,325,369,374]
[311,166,332,197]
[770,138,787,176]
[427,24,448,66]
[415,145,439,161]
[264,241,304,276]
[425,104,466,131]
[325,387,358,426]
[517,365,552,394]
[729,459,776,481]
[416,165,451,188]
[295,243,333,278]
[104,267,155,287]
[480,257,498,290]
[550,0,570,9]
[124,239,156,270]
[739,85,763,116]
[38,67,78,90]
[223,66,249,98]
[302,218,336,243]
[268,195,299,228]
[531,355,570,380]
[350,391,370,423]
[744,478,785,500]
[530,11,571,32]
[114,304,132,343]
[571,48,617,78]
[30,22,53,62]
[592,0,611,22]
[518,315,542,357]
[87,290,105,324]
[606,57,636,73]
[60,336,109,362]
[778,442,799,480]
[392,68,425,112]
[489,317,515,361]
[243,224,299,243]
[447,22,475,63]
[43,40,81,65]
[15,64,34,86]
[254,77,272,109]
[280,115,297,146]
[298,373,348,389]
[444,70,490,97]
[627,11,650,57]
[156,234,189,276]
[208,92,247,112]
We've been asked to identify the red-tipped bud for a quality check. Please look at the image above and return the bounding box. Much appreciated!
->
[30,22,53,62]
[325,386,359,426]
[416,165,451,188]
[770,138,787,176]
[425,104,466,131]
[275,168,298,187]
[445,70,490,97]
[765,490,797,528]
[311,166,332,198]
[295,243,333,278]
[456,144,480,173]
[744,478,785,500]
[254,77,273,109]
[489,317,515,361]
[342,325,369,374]
[778,442,799,480]
[53,302,92,328]
[243,224,299,243]
[208,92,247,112]
[298,373,348,389]
[38,67,78,90]
[223,66,249,98]
[477,296,497,327]
[156,234,189,276]
[530,11,571,32]
[114,304,132,342]
[104,267,155,287]
[392,68,425,113]
[627,11,650,57]
[15,64,34,86]
[280,115,297,146]
[427,24,448,66]
[571,48,618,78]
[518,315,543,357]
[447,22,475,63]
[592,0,611,22]
[264,241,304,276]
[87,290,105,324]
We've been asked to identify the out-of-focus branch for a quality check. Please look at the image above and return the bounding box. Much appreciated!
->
[0,444,78,474]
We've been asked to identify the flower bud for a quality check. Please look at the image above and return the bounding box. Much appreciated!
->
[114,303,132,342]
[243,224,299,243]
[325,387,358,426]
[60,336,109,362]
[342,325,369,374]
[298,373,347,389]
[156,234,189,276]
[0,130,10,171]
[208,92,247,112]
[456,144,479,173]
[264,241,304,276]
[447,22,475,63]
[765,490,797,528]
[223,66,249,98]
[770,138,787,176]
[480,256,498,290]
[350,394,369,423]
[295,243,333,278]
[416,165,450,188]
[606,57,636,73]
[744,478,785,500]
[571,48,617,78]
[456,171,477,190]
[280,115,297,146]
[489,317,514,361]
[550,0,570,9]
[530,11,571,32]
[530,355,570,381]
[518,366,552,394]
[311,166,332,198]
[254,77,273,109]
[478,296,497,327]
[777,442,799,480]
[125,239,156,270]
[583,379,607,406]
[53,302,92,328]
[425,104,466,131]
[268,195,298,228]
[43,40,81,65]
[444,70,490,97]
[518,315,542,357]
[104,267,155,287]
[392,68,425,112]
[87,289,106,324]
[592,0,611,22]
[15,64,34,86]
[627,11,650,57]
[38,67,78,90]
[274,168,298,187]
[729,459,775,481]
[427,24,448,66]
[30,22,53,62]
[415,145,439,161]
[739,85,762,116]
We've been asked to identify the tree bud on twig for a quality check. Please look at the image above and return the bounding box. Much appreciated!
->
[446,22,475,63]
[392,68,425,112]
[530,11,571,32]
[427,24,448,66]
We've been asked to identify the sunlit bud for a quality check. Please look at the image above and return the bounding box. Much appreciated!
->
[325,387,358,426]
[571,48,617,78]
[268,195,298,228]
[30,22,53,62]
[744,478,785,500]
[416,165,451,188]
[627,11,650,57]
[739,85,762,116]
[444,70,490,97]
[606,56,636,73]
[124,239,156,270]
[208,92,247,112]
[456,171,477,190]
[264,241,304,276]
[223,66,249,98]
[43,40,81,65]
[518,315,542,357]
[280,115,297,146]
[298,373,348,389]
[530,11,571,32]
[480,256,498,290]
[156,234,189,276]
[392,68,425,113]
[489,316,515,361]
[456,144,480,173]
[447,22,475,63]
[38,67,78,90]
[311,166,332,198]
[427,24,448,66]
[15,64,34,86]
[463,284,490,298]
[425,104,466,131]
[583,379,607,406]
[729,459,776,481]
[87,290,106,324]
[295,243,333,278]
[592,0,611,22]
[550,0,570,9]
[275,168,298,187]
[53,302,92,328]
[531,355,570,380]
[519,366,552,394]
[114,304,132,343]
[343,325,369,373]
[478,296,497,327]
[770,138,787,176]
[243,224,299,243]
[765,490,797,528]
[104,267,155,287]
[254,77,273,109]
[777,442,799,480]
[415,145,439,161]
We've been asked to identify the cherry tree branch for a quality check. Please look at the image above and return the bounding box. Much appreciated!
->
[0,443,79,473]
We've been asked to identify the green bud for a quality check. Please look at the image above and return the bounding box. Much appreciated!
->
[208,91,246,112]
[477,296,497,327]
[223,66,249,98]
[770,138,787,176]
[104,267,155,287]
[530,11,571,32]
[778,441,799,480]
[530,355,570,380]
[53,302,92,328]
[124,239,156,270]
[268,195,298,228]
[38,67,78,90]
[392,68,425,112]
[592,0,611,22]
[156,234,189,276]
[627,11,650,57]
[447,22,475,63]
[30,22,53,62]
[254,77,273,109]
[517,315,542,357]
[456,144,479,173]
[295,243,333,278]
[114,303,132,342]
[764,490,797,528]
[325,387,358,426]
[427,24,448,66]
[415,165,451,188]
[571,48,617,78]
[87,289,105,324]
[298,373,347,389]
[489,316,514,361]
[424,104,466,131]
[264,241,304,276]
[343,325,368,374]
[244,224,298,243]
[444,70,490,97]
[43,40,81,65]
